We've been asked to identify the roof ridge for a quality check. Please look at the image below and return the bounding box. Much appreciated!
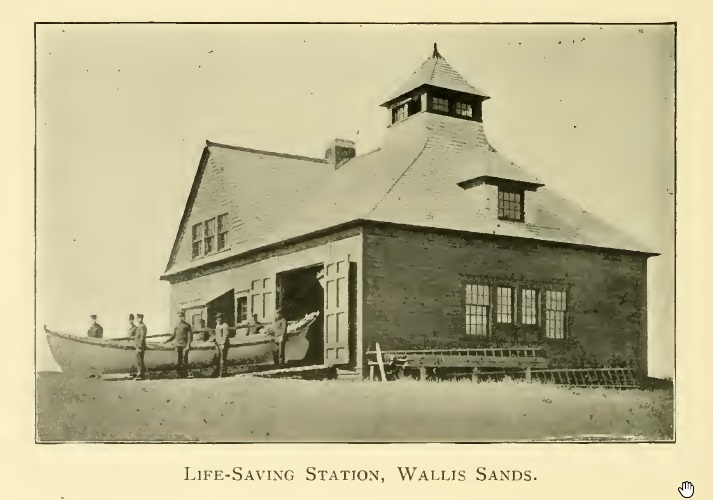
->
[206,140,328,164]
[429,56,439,81]
[367,138,431,216]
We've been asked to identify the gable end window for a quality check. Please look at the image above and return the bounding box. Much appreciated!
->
[191,223,203,259]
[498,187,524,222]
[191,212,229,259]
[204,217,216,254]
[217,213,229,251]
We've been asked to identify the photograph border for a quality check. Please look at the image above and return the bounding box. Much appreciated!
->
[34,20,677,445]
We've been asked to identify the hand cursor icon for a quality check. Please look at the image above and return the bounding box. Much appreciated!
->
[678,481,694,498]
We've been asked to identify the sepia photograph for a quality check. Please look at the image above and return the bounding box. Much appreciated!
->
[35,22,675,443]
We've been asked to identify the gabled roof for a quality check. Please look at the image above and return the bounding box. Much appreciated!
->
[381,44,490,107]
[162,112,655,279]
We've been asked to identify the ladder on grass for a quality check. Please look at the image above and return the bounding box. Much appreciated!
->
[530,368,638,388]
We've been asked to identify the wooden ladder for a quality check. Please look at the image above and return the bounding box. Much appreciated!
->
[531,368,637,388]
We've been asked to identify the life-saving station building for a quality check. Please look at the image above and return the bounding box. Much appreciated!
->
[160,44,657,380]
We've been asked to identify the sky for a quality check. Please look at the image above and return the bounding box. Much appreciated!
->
[35,24,675,377]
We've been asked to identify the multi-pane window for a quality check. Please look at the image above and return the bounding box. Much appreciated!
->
[521,289,538,325]
[204,217,216,254]
[466,281,569,336]
[498,187,524,222]
[235,296,248,324]
[496,286,513,323]
[432,97,449,112]
[455,102,473,117]
[191,213,229,258]
[191,223,203,258]
[217,213,229,251]
[545,290,567,339]
[393,104,408,123]
[465,284,490,336]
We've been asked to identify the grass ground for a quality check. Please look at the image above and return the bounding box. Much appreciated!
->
[36,371,673,442]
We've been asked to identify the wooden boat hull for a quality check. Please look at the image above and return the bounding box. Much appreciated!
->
[45,315,318,377]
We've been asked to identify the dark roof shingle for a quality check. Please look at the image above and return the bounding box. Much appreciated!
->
[163,112,653,278]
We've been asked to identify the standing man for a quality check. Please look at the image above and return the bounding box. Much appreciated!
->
[87,315,103,338]
[128,314,137,378]
[213,312,230,377]
[272,312,288,367]
[173,310,193,377]
[128,314,137,338]
[134,314,148,380]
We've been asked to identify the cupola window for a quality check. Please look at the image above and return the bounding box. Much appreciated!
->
[432,96,449,112]
[455,101,473,117]
[393,103,408,123]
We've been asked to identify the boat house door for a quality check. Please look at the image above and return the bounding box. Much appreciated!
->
[321,254,351,366]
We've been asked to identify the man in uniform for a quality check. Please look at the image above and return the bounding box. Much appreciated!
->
[172,310,193,377]
[133,314,148,380]
[213,312,230,377]
[128,314,137,338]
[87,315,103,338]
[127,314,137,377]
[272,312,288,367]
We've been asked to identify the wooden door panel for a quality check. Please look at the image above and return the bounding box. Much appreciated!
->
[250,277,274,322]
[323,255,351,366]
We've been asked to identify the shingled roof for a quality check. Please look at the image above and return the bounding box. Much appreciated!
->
[162,108,654,279]
[381,43,490,106]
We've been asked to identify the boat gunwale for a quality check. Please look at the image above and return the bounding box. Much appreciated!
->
[44,328,274,351]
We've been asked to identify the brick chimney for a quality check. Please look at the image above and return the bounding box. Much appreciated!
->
[325,139,356,169]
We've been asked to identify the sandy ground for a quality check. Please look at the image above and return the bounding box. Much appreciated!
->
[36,372,673,443]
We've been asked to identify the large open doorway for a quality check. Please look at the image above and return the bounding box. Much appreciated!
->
[206,290,235,329]
[277,264,324,366]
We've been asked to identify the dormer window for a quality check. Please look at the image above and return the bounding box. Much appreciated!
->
[455,101,473,117]
[432,97,449,112]
[498,187,524,222]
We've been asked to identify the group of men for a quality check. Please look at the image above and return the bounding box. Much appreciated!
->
[127,314,149,379]
[166,310,287,378]
[87,309,287,380]
[87,313,147,379]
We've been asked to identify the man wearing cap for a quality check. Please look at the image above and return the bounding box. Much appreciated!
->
[172,310,193,377]
[134,314,148,380]
[128,314,137,338]
[213,312,230,377]
[87,315,103,339]
[272,311,288,367]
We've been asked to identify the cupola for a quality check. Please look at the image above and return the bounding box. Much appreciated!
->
[380,43,490,126]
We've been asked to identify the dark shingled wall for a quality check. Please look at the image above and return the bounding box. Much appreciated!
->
[363,224,648,377]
